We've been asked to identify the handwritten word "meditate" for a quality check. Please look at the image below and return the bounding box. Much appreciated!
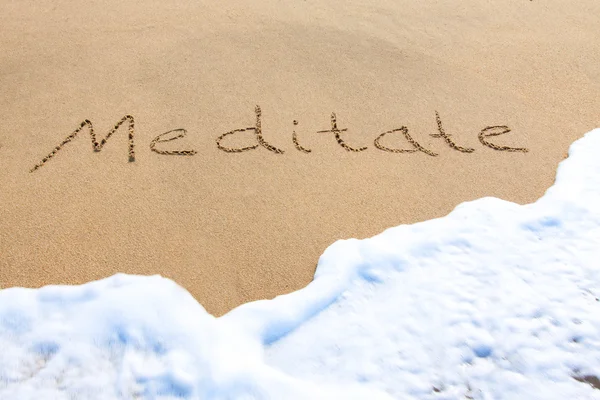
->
[30,106,528,172]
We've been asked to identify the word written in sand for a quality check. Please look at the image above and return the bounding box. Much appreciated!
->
[30,106,528,172]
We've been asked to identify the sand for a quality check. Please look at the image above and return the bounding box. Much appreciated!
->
[1,0,599,316]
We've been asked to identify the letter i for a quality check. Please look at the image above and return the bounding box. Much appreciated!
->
[292,120,311,153]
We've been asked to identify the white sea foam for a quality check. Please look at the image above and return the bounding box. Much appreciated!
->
[2,129,600,399]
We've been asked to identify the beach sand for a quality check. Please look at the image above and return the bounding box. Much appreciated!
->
[1,0,599,316]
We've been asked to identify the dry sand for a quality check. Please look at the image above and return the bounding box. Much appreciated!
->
[1,0,599,316]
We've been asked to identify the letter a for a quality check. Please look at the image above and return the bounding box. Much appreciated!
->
[374,126,437,156]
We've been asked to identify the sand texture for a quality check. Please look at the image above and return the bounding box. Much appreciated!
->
[1,0,599,315]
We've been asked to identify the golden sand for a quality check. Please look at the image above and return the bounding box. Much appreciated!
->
[1,0,599,315]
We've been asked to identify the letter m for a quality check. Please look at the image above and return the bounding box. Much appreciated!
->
[30,115,136,172]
